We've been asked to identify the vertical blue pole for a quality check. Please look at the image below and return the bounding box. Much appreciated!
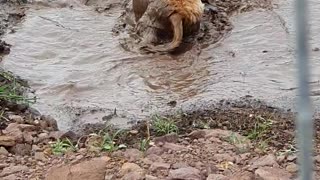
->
[295,0,313,179]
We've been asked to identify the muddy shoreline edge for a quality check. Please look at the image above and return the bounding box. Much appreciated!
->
[1,0,320,180]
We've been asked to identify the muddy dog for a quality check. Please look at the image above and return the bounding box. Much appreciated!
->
[132,0,204,53]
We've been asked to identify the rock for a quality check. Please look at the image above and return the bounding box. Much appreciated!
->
[2,174,18,180]
[8,115,24,123]
[123,148,143,162]
[0,136,16,147]
[32,145,40,152]
[145,175,158,180]
[23,132,34,143]
[16,124,37,132]
[169,167,201,180]
[48,130,79,143]
[286,154,297,162]
[189,130,206,140]
[229,171,254,180]
[276,155,286,163]
[41,115,58,130]
[38,132,49,142]
[163,143,187,152]
[255,167,291,180]
[314,155,320,163]
[122,172,145,180]
[34,152,47,161]
[3,124,23,143]
[46,156,109,180]
[120,163,145,178]
[145,154,163,162]
[207,174,227,180]
[154,133,179,145]
[104,175,114,180]
[10,144,32,156]
[285,163,298,173]
[0,147,9,155]
[0,163,8,169]
[250,154,279,170]
[213,154,236,163]
[149,162,170,172]
[204,129,234,139]
[129,130,139,135]
[0,165,29,177]
[172,162,189,169]
[146,146,164,156]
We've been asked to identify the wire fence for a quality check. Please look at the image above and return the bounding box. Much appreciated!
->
[295,0,314,179]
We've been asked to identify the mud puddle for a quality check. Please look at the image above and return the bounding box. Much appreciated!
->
[1,0,320,131]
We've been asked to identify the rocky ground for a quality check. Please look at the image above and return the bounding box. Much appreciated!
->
[1,0,320,180]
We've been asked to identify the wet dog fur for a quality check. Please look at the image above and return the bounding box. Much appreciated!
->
[132,0,204,53]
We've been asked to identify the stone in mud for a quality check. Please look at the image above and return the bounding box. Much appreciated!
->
[2,174,18,180]
[255,167,291,180]
[48,130,79,143]
[3,124,23,143]
[120,163,145,178]
[9,143,32,156]
[145,154,164,163]
[0,40,10,55]
[285,163,298,173]
[154,133,179,145]
[46,156,109,180]
[123,148,144,162]
[276,155,286,163]
[145,175,158,180]
[213,153,236,163]
[229,171,254,180]
[207,174,227,180]
[0,136,16,146]
[204,129,234,139]
[16,123,37,132]
[37,132,49,142]
[172,162,189,169]
[146,146,164,156]
[188,130,206,140]
[149,162,170,173]
[169,167,201,180]
[41,115,58,130]
[249,154,279,170]
[286,154,297,162]
[0,165,29,177]
[0,146,9,155]
[163,143,187,152]
[8,115,24,123]
[23,132,34,143]
[34,152,47,161]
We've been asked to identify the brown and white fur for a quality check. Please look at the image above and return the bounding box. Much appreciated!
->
[132,0,204,53]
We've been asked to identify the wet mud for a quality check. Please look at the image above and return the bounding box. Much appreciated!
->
[0,0,320,133]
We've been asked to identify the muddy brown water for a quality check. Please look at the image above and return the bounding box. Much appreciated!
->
[1,0,320,131]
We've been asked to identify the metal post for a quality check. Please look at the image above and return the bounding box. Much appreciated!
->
[295,0,314,179]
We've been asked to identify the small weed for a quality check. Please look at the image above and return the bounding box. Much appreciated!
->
[50,138,76,155]
[99,128,126,152]
[257,140,270,153]
[139,138,150,152]
[0,72,36,104]
[152,115,178,136]
[227,132,243,145]
[246,116,273,141]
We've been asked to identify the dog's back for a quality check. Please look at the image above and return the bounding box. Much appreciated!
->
[165,0,204,25]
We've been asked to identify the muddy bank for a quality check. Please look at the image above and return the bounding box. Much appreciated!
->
[2,0,314,131]
[1,102,320,179]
